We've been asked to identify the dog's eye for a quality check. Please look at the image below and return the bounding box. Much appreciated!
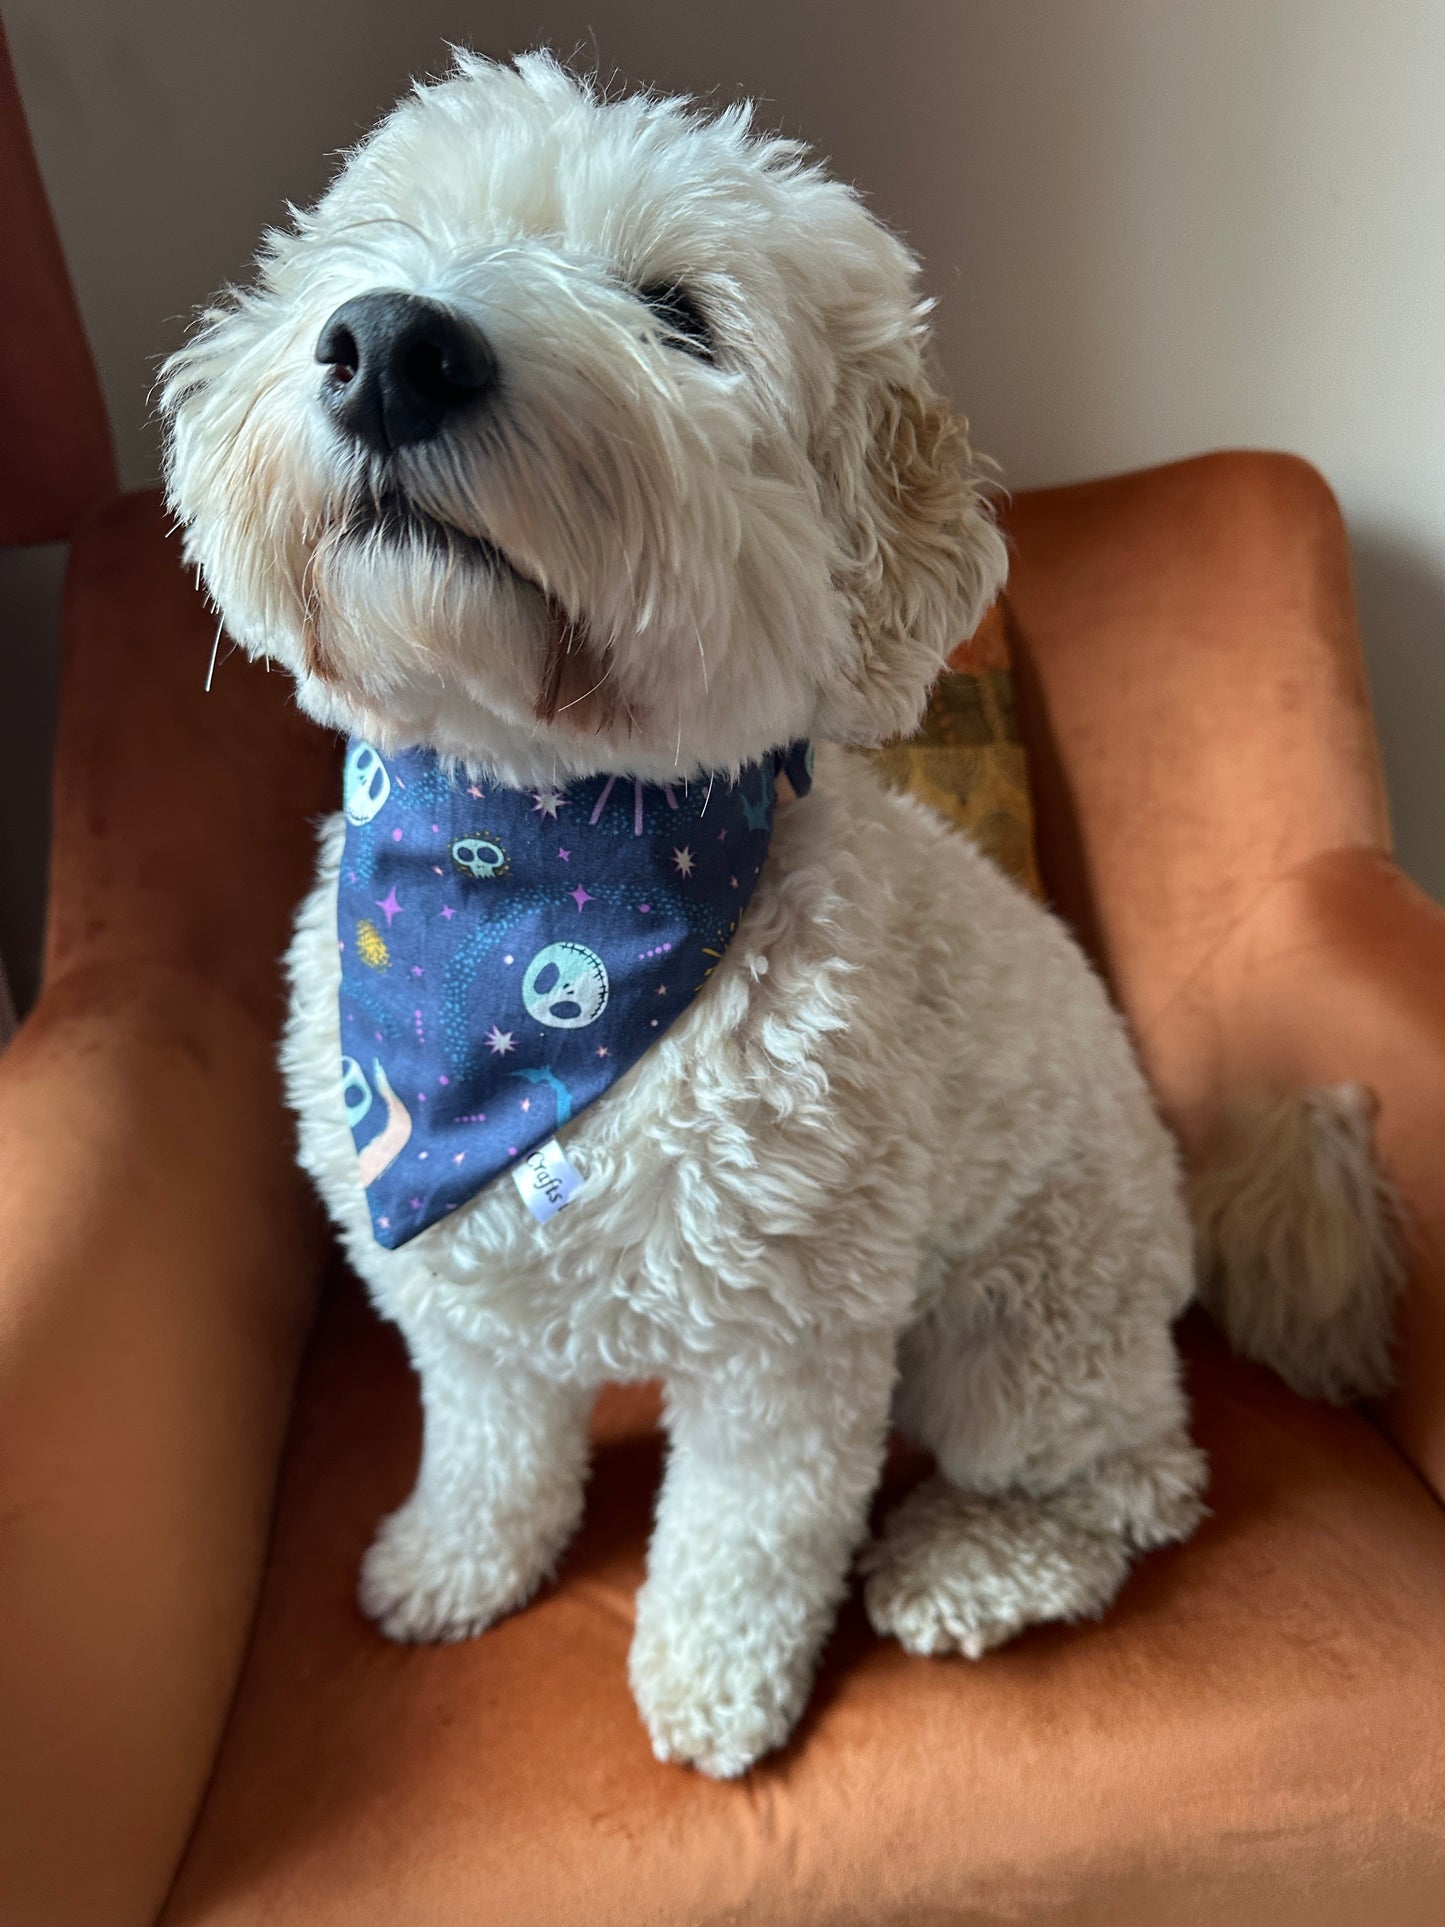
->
[637,283,714,361]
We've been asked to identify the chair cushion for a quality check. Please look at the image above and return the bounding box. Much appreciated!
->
[867,601,1039,895]
[164,1289,1445,1927]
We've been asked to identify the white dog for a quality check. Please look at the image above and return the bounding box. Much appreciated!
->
[163,52,1398,1777]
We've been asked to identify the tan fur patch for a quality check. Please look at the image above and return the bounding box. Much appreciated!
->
[533,602,633,737]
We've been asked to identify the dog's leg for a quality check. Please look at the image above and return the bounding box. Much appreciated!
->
[359,1323,593,1643]
[629,1331,896,1778]
[861,1432,1205,1658]
[866,1164,1205,1658]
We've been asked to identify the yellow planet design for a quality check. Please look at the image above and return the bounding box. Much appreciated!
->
[356,918,390,970]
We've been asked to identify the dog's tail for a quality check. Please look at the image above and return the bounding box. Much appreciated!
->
[1186,1084,1403,1403]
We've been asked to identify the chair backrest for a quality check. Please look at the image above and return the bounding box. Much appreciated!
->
[0,21,116,546]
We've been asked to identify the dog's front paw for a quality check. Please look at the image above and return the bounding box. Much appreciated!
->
[628,1590,812,1778]
[358,1498,547,1644]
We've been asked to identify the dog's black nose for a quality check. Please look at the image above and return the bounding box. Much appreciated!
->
[315,292,497,453]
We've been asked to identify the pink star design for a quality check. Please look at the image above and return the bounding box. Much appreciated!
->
[453,1152,465,1164]
[596,1045,609,1058]
[468,783,484,798]
[558,847,570,861]
[484,1026,516,1056]
[375,887,403,925]
[657,984,667,995]
[409,1197,422,1210]
[569,885,593,911]
[439,904,456,920]
[411,964,424,977]
[378,1216,390,1229]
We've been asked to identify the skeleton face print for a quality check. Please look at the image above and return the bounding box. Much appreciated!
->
[522,942,610,1028]
[344,741,391,825]
[450,834,509,880]
[340,1054,373,1127]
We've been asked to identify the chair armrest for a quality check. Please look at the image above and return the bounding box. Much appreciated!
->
[0,493,335,1924]
[1148,847,1445,1499]
[0,974,327,1927]
[1003,450,1393,1025]
[1003,453,1445,1497]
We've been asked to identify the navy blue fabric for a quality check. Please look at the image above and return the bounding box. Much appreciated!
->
[337,739,814,1248]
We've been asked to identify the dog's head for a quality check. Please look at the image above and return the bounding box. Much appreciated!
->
[162,52,1005,784]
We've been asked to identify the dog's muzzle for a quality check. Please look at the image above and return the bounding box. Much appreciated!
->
[316,291,497,454]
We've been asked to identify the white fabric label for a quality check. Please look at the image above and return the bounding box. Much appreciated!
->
[511,1137,586,1223]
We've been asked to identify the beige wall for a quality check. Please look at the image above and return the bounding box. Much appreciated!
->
[8,0,1442,894]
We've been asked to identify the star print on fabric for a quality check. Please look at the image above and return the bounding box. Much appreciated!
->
[338,734,814,1251]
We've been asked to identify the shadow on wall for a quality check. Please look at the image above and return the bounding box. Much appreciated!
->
[0,544,65,1015]
[1350,531,1445,902]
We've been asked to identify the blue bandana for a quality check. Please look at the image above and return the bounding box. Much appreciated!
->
[337,738,814,1248]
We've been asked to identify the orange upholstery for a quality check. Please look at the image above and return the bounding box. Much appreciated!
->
[1005,456,1445,1498]
[161,1292,1445,1927]
[0,498,335,1927]
[4,460,1444,1925]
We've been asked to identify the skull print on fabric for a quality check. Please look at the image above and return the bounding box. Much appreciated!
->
[337,739,814,1247]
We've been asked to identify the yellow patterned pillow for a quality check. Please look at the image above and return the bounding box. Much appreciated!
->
[865,600,1039,895]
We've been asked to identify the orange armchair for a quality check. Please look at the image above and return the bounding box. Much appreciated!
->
[3,28,1444,1923]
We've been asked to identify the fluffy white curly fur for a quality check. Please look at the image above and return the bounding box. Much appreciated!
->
[162,53,1392,1778]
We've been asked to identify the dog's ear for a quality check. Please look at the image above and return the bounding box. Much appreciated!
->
[814,370,1006,746]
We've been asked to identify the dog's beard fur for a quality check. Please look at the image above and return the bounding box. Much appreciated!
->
[161,50,1007,786]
